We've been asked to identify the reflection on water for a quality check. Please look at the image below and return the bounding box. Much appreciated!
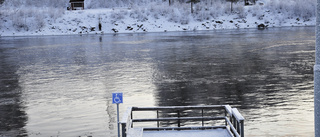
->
[0,46,28,136]
[0,27,315,137]
[151,28,315,136]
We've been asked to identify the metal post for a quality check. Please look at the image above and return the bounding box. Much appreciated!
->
[131,111,133,128]
[121,123,126,137]
[233,117,236,131]
[240,120,244,137]
[224,109,227,126]
[157,110,159,128]
[236,121,240,134]
[178,110,180,127]
[202,109,204,127]
[230,116,235,136]
[316,0,320,136]
[117,104,120,137]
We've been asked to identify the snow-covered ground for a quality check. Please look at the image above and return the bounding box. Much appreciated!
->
[0,0,316,36]
[142,129,232,137]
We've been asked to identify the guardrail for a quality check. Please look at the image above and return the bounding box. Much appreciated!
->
[120,105,244,137]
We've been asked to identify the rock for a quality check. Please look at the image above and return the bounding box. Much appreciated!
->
[90,27,95,31]
[242,19,247,23]
[137,24,144,30]
[257,24,268,29]
[80,26,87,30]
[112,28,118,33]
[137,24,143,28]
[215,21,223,24]
[258,15,264,20]
[126,26,133,30]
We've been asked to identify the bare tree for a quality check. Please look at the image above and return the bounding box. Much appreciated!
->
[226,0,239,12]
[186,0,200,13]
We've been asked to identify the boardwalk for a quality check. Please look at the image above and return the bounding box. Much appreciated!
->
[121,105,244,137]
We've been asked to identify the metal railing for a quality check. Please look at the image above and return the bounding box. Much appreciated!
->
[120,105,244,137]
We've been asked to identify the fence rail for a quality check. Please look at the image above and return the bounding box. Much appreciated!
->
[120,105,244,137]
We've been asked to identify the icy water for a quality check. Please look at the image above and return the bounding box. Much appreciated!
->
[0,27,315,137]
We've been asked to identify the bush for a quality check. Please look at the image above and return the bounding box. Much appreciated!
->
[264,0,315,20]
[110,10,127,22]
[130,8,149,22]
[12,10,29,31]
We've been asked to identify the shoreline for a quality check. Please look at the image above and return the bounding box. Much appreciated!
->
[0,8,316,37]
[0,25,316,38]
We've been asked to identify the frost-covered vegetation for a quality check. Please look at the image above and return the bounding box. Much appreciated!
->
[0,0,316,36]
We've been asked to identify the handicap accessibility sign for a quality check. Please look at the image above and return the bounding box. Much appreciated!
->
[112,93,123,104]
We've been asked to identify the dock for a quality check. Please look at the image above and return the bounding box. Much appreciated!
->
[120,105,244,137]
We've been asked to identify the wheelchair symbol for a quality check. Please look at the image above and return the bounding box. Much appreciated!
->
[114,94,121,103]
[112,93,123,104]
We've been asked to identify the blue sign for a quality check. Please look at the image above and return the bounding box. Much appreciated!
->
[112,93,123,104]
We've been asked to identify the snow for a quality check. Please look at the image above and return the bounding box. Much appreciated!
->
[121,107,132,124]
[142,129,232,137]
[128,128,143,137]
[232,108,244,121]
[0,0,316,36]
[225,105,232,116]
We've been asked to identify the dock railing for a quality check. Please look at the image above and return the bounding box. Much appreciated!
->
[120,105,244,137]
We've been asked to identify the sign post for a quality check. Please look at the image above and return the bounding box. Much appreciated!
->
[112,93,123,137]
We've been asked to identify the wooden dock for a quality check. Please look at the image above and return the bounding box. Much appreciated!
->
[120,105,244,137]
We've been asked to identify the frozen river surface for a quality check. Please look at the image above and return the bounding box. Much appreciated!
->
[0,27,315,137]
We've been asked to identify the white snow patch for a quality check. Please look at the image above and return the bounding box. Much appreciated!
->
[128,128,143,137]
[232,108,245,121]
[142,129,232,137]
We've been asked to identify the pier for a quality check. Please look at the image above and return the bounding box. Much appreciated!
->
[120,105,244,137]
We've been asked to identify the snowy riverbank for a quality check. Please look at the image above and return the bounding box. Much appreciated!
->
[0,1,316,36]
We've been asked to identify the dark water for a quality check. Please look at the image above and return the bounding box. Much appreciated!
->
[0,27,315,137]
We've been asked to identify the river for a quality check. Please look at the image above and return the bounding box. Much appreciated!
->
[0,27,315,137]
